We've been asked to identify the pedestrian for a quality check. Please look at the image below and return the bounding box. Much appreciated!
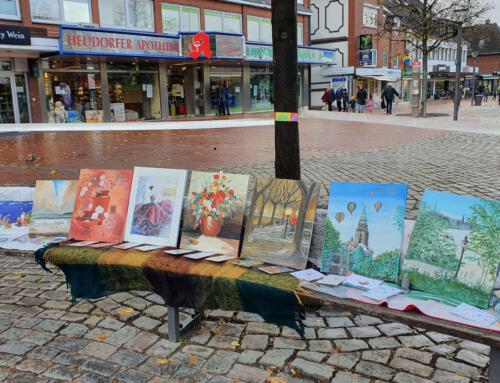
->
[356,85,368,113]
[341,89,349,112]
[366,94,374,112]
[217,81,225,116]
[493,88,497,101]
[382,83,400,115]
[321,85,333,111]
[223,81,231,115]
[335,87,343,112]
[349,96,356,112]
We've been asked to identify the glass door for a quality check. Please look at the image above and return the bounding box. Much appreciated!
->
[0,74,15,124]
[15,74,31,123]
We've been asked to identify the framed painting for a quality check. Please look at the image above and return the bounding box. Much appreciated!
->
[0,187,34,236]
[320,182,408,282]
[403,190,500,309]
[180,171,250,256]
[124,167,187,247]
[69,169,133,243]
[240,178,320,270]
[30,180,78,236]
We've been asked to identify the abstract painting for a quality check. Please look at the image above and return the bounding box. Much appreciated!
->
[320,182,408,282]
[124,167,187,247]
[69,169,133,243]
[30,180,78,236]
[0,187,34,235]
[403,190,500,309]
[180,171,250,256]
[240,178,320,270]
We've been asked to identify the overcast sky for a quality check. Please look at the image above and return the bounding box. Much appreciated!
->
[487,2,500,24]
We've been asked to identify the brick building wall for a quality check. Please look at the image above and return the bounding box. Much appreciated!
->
[467,53,500,74]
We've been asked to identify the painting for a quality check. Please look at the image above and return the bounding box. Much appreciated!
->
[124,167,187,247]
[320,182,408,282]
[180,171,249,256]
[403,190,500,309]
[240,178,320,270]
[69,169,133,243]
[30,180,78,236]
[0,187,34,235]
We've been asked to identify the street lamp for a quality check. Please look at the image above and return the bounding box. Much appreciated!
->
[453,7,468,121]
[470,39,485,106]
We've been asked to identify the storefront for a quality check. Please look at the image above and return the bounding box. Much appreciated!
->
[354,68,402,101]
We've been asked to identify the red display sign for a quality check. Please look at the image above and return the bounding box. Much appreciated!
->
[187,32,212,59]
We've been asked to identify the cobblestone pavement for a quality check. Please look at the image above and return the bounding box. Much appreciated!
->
[0,254,491,382]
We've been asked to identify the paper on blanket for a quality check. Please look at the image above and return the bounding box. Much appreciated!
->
[113,242,142,250]
[184,251,216,260]
[165,249,196,255]
[234,259,264,268]
[68,240,99,247]
[207,255,237,263]
[135,245,164,252]
[89,242,120,248]
[317,274,346,286]
[258,265,294,275]
[362,284,402,301]
[343,274,383,290]
[452,303,499,327]
[290,269,325,282]
[0,235,63,251]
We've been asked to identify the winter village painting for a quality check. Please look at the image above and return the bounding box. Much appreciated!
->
[0,187,34,235]
[180,171,250,256]
[241,178,320,270]
[403,190,500,309]
[320,183,408,282]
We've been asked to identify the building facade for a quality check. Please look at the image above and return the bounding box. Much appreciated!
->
[0,0,337,123]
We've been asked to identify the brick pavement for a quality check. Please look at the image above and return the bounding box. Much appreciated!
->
[0,254,491,382]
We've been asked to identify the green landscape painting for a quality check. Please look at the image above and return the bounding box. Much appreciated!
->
[403,190,500,309]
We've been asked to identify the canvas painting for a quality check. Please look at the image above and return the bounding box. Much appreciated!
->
[240,178,320,270]
[30,180,78,236]
[180,171,250,256]
[69,169,133,243]
[403,190,500,309]
[0,187,34,235]
[320,182,408,282]
[124,167,187,247]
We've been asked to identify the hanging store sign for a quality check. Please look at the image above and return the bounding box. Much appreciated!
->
[0,25,31,45]
[60,26,180,58]
[245,43,336,65]
[359,34,373,50]
[246,44,274,62]
[359,49,377,67]
[182,33,245,59]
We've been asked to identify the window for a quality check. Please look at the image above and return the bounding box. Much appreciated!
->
[205,10,242,33]
[162,3,200,34]
[99,0,154,31]
[363,5,378,28]
[297,22,303,45]
[31,0,91,24]
[0,0,20,20]
[383,51,388,67]
[247,16,272,43]
[392,54,398,68]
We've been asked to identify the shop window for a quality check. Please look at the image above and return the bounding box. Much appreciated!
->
[30,0,91,24]
[99,0,154,31]
[363,4,378,29]
[383,51,388,67]
[297,22,304,45]
[162,3,200,35]
[209,67,243,115]
[247,16,271,43]
[0,0,21,20]
[250,68,273,112]
[205,10,242,34]
[392,54,398,68]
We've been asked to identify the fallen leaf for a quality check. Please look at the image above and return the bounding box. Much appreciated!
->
[156,358,171,365]
[116,307,134,316]
[50,170,57,176]
[187,355,198,365]
[95,333,109,342]
[266,377,287,383]
[209,328,220,336]
[189,238,200,245]
[230,341,240,349]
[334,345,342,353]
[290,368,300,377]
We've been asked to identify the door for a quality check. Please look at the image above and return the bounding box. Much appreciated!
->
[0,73,15,123]
[15,74,31,123]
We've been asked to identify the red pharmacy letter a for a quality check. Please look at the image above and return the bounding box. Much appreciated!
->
[188,32,212,59]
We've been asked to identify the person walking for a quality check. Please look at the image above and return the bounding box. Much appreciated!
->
[217,81,225,116]
[341,89,349,112]
[222,81,231,115]
[349,96,356,112]
[382,83,400,115]
[356,85,368,113]
[321,86,334,111]
[335,87,343,112]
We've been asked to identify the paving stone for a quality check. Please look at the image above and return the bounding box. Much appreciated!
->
[156,323,169,336]
[42,300,72,310]
[79,341,117,360]
[352,315,384,326]
[236,312,265,322]
[124,331,159,352]
[334,339,369,352]
[377,322,413,337]
[326,352,359,369]
[206,309,235,320]
[281,326,316,339]
[0,340,35,355]
[132,316,161,331]
[368,337,401,349]
[28,346,60,361]
[296,351,327,363]
[172,366,212,382]
[59,312,87,322]
[42,364,81,380]
[398,335,434,348]
[228,363,271,383]
[204,350,239,374]
[187,330,212,345]
[435,357,481,379]
[144,305,168,319]
[208,376,233,383]
[395,348,433,364]
[15,358,50,374]
[354,360,396,381]
[273,337,306,350]
[145,293,165,305]
[241,335,269,350]
[326,316,355,328]
[362,349,391,364]
[390,357,434,378]
[260,348,294,367]
[425,331,456,343]
[114,368,153,383]
[0,353,22,367]
[331,371,370,383]
[0,327,30,340]
[246,322,280,336]
[303,316,326,327]
[60,323,89,337]
[81,359,120,376]
[146,339,180,358]
[456,349,489,368]
[289,357,334,382]
[21,330,56,345]
[98,318,123,330]
[13,317,42,329]
[208,335,240,350]
[432,369,470,383]
[109,292,134,303]
[84,327,114,342]
[219,322,245,337]
[317,328,348,339]
[459,340,490,355]
[348,326,382,338]
[308,339,332,353]
[182,344,214,358]
[106,325,139,347]
[109,349,147,367]
[53,351,89,367]
[70,301,94,314]
[34,319,66,333]
[74,372,110,383]
[426,344,457,355]
[49,336,90,352]
[392,372,433,383]
[238,349,264,364]
[318,307,348,317]
[83,316,102,327]
[95,298,121,313]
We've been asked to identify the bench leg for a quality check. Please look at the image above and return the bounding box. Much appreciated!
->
[167,306,203,342]
[490,346,500,382]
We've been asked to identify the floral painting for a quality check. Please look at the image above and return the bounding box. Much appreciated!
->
[69,169,133,243]
[320,182,408,282]
[30,180,78,236]
[180,171,250,256]
[240,178,320,270]
[403,190,500,309]
[124,167,187,247]
[0,187,34,235]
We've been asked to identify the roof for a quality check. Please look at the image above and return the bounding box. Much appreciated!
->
[463,22,500,54]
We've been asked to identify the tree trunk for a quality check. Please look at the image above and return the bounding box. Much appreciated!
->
[292,182,315,256]
[420,44,429,117]
[272,0,301,180]
[270,203,278,225]
[247,179,272,238]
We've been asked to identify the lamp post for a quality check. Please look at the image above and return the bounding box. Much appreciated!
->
[470,39,484,106]
[453,22,463,121]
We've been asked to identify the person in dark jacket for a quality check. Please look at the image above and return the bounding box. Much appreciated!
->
[382,84,400,115]
[356,85,368,113]
[341,89,349,112]
[222,81,231,115]
[335,87,343,112]
[321,86,334,111]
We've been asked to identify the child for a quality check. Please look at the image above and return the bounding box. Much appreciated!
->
[349,96,356,112]
[366,94,375,113]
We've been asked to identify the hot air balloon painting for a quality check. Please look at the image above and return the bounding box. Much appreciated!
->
[320,182,408,283]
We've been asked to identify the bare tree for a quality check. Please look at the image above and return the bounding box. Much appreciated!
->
[382,0,492,117]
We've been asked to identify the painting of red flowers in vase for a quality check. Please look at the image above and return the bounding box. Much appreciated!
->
[180,171,250,256]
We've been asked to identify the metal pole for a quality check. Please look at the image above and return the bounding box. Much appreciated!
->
[453,23,462,121]
[471,56,476,106]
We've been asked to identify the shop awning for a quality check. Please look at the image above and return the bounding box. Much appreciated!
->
[480,74,499,80]
[360,75,400,82]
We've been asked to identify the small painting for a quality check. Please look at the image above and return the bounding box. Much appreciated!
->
[320,182,407,282]
[124,167,187,247]
[240,178,320,270]
[30,180,78,236]
[403,190,500,309]
[180,171,250,256]
[69,169,133,243]
[0,187,34,235]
